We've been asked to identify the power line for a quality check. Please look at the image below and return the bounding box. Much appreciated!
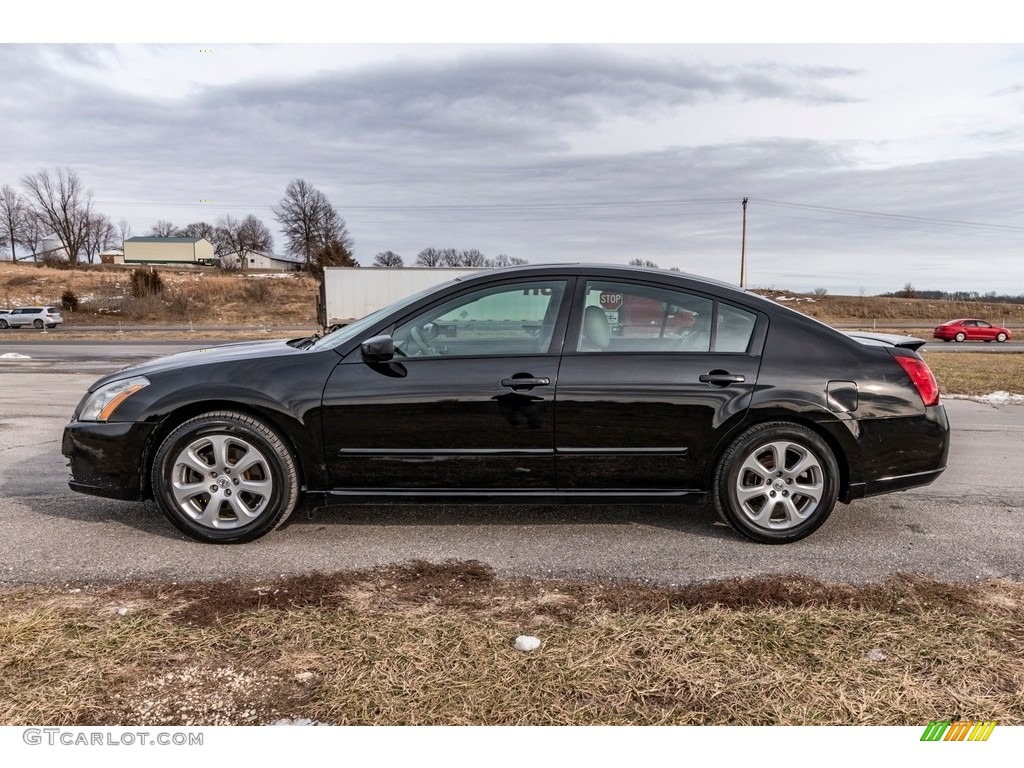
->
[752,198,1024,234]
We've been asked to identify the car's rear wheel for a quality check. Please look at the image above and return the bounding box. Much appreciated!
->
[712,422,839,543]
[33,319,44,329]
[151,411,300,543]
[954,332,966,342]
[997,332,1008,343]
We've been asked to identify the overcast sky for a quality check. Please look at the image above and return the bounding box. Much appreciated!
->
[3,14,1023,294]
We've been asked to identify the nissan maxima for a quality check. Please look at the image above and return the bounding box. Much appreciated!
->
[62,264,949,544]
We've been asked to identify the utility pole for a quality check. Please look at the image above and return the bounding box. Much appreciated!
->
[740,197,748,288]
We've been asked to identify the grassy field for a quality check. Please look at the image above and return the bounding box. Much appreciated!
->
[2,562,1022,726]
[4,261,1024,328]
[0,262,320,327]
[923,353,1024,397]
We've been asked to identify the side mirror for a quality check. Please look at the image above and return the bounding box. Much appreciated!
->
[361,334,395,363]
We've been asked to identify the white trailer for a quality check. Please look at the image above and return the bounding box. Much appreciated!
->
[318,267,487,327]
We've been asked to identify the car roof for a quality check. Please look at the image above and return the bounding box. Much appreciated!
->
[451,262,756,298]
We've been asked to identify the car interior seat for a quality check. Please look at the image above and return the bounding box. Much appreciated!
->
[580,305,612,352]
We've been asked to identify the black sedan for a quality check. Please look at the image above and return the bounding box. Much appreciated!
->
[62,264,949,544]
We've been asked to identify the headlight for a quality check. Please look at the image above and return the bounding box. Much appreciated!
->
[79,376,151,422]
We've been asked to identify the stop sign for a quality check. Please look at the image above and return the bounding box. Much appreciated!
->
[599,292,623,310]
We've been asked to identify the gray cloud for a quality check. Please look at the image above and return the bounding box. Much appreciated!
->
[0,44,1021,294]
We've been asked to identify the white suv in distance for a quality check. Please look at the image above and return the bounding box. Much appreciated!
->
[0,306,63,329]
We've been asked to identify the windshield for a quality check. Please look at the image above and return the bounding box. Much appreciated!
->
[306,279,463,353]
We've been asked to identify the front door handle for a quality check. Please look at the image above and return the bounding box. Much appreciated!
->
[699,371,745,387]
[501,376,551,390]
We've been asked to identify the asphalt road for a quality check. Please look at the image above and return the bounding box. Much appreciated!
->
[1,346,1022,586]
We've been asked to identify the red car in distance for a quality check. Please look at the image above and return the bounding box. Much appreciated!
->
[933,319,1012,343]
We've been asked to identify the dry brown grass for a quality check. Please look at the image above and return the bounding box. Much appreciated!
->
[757,290,1024,324]
[924,353,1024,396]
[0,262,319,327]
[2,562,1022,726]
[5,262,1024,328]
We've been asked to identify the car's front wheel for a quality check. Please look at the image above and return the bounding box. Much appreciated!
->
[33,319,44,329]
[997,332,1008,343]
[954,332,966,342]
[712,422,839,543]
[151,411,300,543]
[0,319,8,329]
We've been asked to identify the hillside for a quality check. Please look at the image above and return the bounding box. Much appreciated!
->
[0,262,319,327]
[2,262,1024,329]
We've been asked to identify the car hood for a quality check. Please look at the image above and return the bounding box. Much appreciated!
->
[91,339,314,390]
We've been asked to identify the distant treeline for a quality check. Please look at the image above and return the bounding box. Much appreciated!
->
[881,287,1024,304]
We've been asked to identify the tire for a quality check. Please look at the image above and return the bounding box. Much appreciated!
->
[150,411,300,543]
[0,319,8,329]
[712,422,839,544]
[954,332,966,342]
[33,319,44,329]
[997,332,1008,343]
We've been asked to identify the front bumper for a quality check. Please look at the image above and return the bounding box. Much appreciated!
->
[62,420,158,501]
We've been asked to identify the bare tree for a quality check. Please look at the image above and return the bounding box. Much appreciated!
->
[117,218,133,245]
[216,214,273,271]
[272,179,354,270]
[415,248,444,267]
[373,251,404,267]
[149,220,177,237]
[628,258,660,269]
[459,249,488,267]
[84,213,117,263]
[177,221,217,244]
[19,214,45,261]
[0,184,28,262]
[20,168,94,265]
[439,248,463,267]
[488,253,528,267]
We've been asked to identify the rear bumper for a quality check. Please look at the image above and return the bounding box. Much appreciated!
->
[843,404,949,502]
[62,420,156,501]
[846,466,946,501]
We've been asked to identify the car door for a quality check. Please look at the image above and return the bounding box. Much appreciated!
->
[973,321,996,341]
[554,278,763,490]
[320,278,572,490]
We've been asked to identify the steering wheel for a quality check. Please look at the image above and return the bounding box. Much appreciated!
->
[410,325,436,356]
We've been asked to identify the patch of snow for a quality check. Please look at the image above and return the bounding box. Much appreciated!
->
[514,635,542,652]
[977,391,1024,406]
[865,648,886,662]
[1,352,31,359]
[946,391,1024,406]
[269,718,326,726]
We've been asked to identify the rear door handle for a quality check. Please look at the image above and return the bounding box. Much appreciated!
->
[501,377,551,390]
[699,371,745,387]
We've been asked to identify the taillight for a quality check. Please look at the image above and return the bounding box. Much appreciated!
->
[893,354,940,407]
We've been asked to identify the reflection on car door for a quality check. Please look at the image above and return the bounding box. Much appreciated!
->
[554,279,763,490]
[320,279,571,490]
